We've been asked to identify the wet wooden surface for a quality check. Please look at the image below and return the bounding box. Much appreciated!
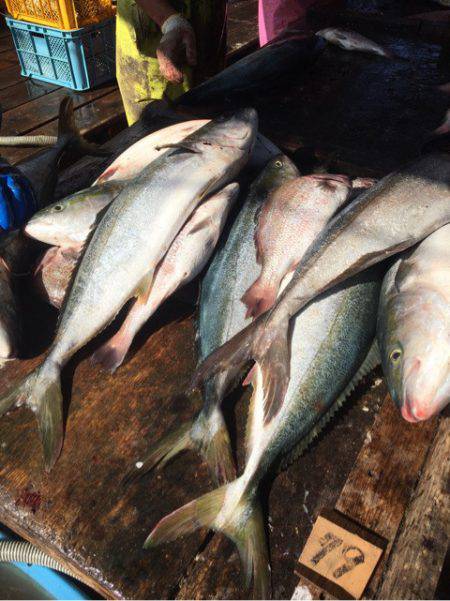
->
[0,4,449,600]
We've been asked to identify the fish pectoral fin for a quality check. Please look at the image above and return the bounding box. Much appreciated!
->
[134,269,155,305]
[188,216,213,235]
[154,143,200,154]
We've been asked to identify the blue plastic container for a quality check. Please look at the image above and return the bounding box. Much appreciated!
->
[5,16,116,91]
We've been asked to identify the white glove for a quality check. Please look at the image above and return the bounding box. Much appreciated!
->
[157,14,197,84]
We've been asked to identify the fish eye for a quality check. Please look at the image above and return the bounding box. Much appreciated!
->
[389,348,402,364]
[53,205,63,212]
[274,160,283,168]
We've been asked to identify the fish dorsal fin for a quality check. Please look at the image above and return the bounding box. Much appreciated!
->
[155,143,200,154]
[279,338,380,471]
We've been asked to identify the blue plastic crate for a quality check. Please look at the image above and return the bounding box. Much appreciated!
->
[5,16,116,91]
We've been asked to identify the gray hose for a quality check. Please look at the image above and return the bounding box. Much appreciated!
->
[0,135,57,147]
[0,540,86,584]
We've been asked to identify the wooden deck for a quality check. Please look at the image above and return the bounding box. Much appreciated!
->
[0,2,449,600]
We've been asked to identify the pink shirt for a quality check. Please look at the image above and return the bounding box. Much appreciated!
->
[258,0,342,46]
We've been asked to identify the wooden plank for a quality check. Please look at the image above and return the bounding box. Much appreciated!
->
[377,417,449,600]
[294,396,438,600]
[176,377,387,600]
[0,63,21,90]
[0,48,16,68]
[0,300,212,599]
[0,79,60,113]
[1,82,118,136]
[0,32,13,53]
[336,397,438,598]
[3,89,124,165]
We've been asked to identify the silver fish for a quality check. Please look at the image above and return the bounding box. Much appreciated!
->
[123,155,299,488]
[316,28,394,59]
[378,224,450,422]
[90,183,240,372]
[145,268,381,599]
[194,152,450,425]
[0,109,257,471]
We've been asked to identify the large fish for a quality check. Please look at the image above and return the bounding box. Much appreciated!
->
[378,224,450,422]
[148,35,325,111]
[242,173,351,318]
[91,183,239,371]
[124,155,300,487]
[193,152,450,425]
[0,109,257,471]
[25,125,277,250]
[145,270,381,599]
[316,28,394,59]
[94,120,210,184]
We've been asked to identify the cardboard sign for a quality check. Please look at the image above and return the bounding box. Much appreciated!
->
[298,512,385,599]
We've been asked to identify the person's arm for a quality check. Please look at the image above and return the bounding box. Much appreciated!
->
[136,0,197,84]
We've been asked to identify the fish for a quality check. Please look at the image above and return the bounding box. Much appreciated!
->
[94,120,210,184]
[26,122,277,252]
[350,176,377,199]
[123,154,300,487]
[193,152,450,425]
[2,96,109,210]
[242,173,351,318]
[146,35,325,112]
[0,257,19,361]
[33,246,80,310]
[91,183,240,372]
[377,224,450,423]
[25,181,125,251]
[145,269,382,599]
[316,28,394,59]
[0,109,257,471]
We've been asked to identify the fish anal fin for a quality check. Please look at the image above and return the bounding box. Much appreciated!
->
[135,269,155,305]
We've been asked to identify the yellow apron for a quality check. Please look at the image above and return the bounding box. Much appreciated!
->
[116,0,227,125]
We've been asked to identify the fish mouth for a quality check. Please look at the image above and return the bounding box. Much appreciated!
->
[400,400,421,423]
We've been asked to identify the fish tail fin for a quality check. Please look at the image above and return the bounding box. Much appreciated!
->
[123,405,235,486]
[57,96,110,158]
[91,328,133,373]
[193,315,290,425]
[0,360,63,471]
[145,479,271,598]
[241,277,278,319]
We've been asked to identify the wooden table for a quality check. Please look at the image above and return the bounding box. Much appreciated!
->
[0,8,448,600]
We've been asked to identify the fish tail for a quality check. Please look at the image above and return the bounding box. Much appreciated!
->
[91,329,132,373]
[145,479,271,598]
[0,360,63,471]
[56,96,110,158]
[193,314,291,425]
[122,405,235,486]
[241,277,278,319]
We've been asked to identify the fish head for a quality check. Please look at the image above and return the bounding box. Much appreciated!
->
[255,154,299,193]
[382,289,450,422]
[24,185,112,247]
[194,108,258,154]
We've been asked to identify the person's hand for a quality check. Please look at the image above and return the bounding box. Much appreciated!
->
[157,14,197,84]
